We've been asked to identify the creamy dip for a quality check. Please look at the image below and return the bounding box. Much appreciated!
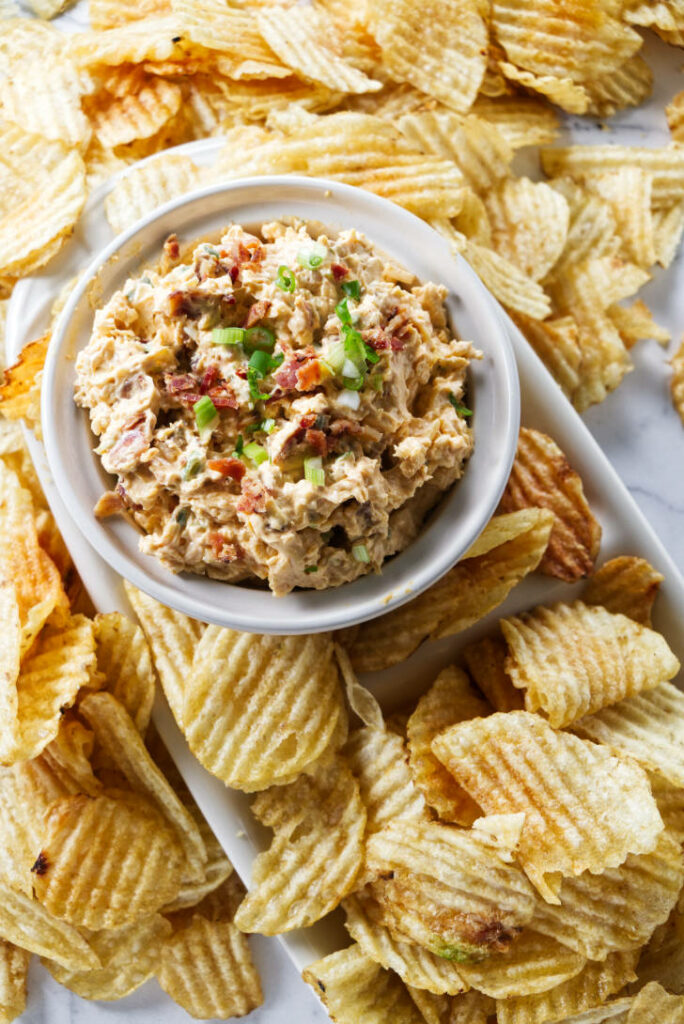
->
[75,220,476,596]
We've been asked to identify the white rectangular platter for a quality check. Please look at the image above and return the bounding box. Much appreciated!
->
[7,135,684,988]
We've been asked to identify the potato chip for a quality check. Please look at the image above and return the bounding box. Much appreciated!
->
[104,152,201,237]
[649,775,684,846]
[93,612,156,733]
[0,879,98,970]
[89,75,182,149]
[484,178,569,281]
[432,711,664,903]
[234,758,365,934]
[0,333,48,424]
[169,0,288,76]
[608,301,670,349]
[158,912,263,1019]
[634,907,684,994]
[0,0,19,14]
[367,0,487,113]
[666,91,684,143]
[365,819,537,959]
[31,791,186,929]
[653,201,684,268]
[124,581,203,728]
[79,692,208,882]
[343,890,467,995]
[457,929,587,999]
[67,17,190,68]
[43,913,172,1000]
[406,667,488,825]
[0,938,29,1024]
[256,7,381,92]
[496,951,638,1024]
[0,60,91,150]
[584,169,656,269]
[498,63,589,114]
[338,509,553,672]
[625,982,684,1023]
[584,56,653,118]
[344,726,426,833]
[407,987,494,1024]
[583,556,664,626]
[499,428,601,582]
[549,178,621,273]
[512,313,583,402]
[530,830,684,960]
[89,0,171,30]
[471,95,559,149]
[462,633,524,713]
[574,682,684,787]
[183,625,345,791]
[461,238,552,320]
[672,340,684,427]
[501,601,678,729]
[303,944,424,1024]
[397,112,512,195]
[0,19,68,74]
[541,145,684,209]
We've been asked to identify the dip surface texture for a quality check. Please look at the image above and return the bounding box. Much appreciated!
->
[75,221,475,595]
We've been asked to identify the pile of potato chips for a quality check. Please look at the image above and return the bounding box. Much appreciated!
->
[3,0,684,416]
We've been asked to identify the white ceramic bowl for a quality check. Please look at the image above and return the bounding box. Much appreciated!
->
[43,175,519,634]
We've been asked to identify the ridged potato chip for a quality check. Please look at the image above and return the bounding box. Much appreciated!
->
[498,428,601,582]
[496,951,638,1024]
[666,91,684,142]
[303,943,425,1023]
[650,775,684,845]
[471,95,559,149]
[104,152,201,237]
[463,634,524,713]
[500,601,678,728]
[40,717,100,797]
[170,0,288,77]
[461,238,552,319]
[634,908,684,994]
[31,791,186,929]
[234,758,365,934]
[407,987,494,1024]
[458,929,586,999]
[585,169,655,269]
[344,726,426,833]
[625,981,684,1023]
[124,582,203,728]
[67,17,191,68]
[484,178,569,281]
[89,0,171,30]
[530,830,684,960]
[541,145,684,209]
[583,556,664,626]
[43,914,172,1000]
[608,301,670,349]
[654,202,684,268]
[0,938,29,1024]
[88,74,182,148]
[343,890,467,995]
[397,112,512,195]
[368,0,487,113]
[79,692,207,881]
[406,667,488,825]
[93,612,156,733]
[584,56,654,118]
[574,682,684,786]
[549,179,621,274]
[365,819,537,959]
[0,60,91,150]
[512,313,582,402]
[0,879,98,970]
[672,340,684,427]
[498,62,589,114]
[432,711,664,903]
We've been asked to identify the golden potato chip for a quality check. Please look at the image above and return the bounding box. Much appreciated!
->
[432,711,664,903]
[574,682,684,787]
[585,169,656,269]
[530,830,684,960]
[666,91,684,143]
[339,508,553,672]
[512,312,582,402]
[79,692,208,881]
[608,301,670,349]
[461,238,552,320]
[484,178,569,281]
[31,791,186,929]
[407,987,494,1024]
[672,340,684,427]
[458,929,587,999]
[343,890,467,995]
[634,908,684,994]
[158,912,263,1019]
[471,95,559,149]
[104,152,201,236]
[649,775,684,846]
[368,0,487,113]
[498,63,589,114]
[0,19,67,73]
[43,914,172,1000]
[397,112,512,195]
[89,75,182,148]
[549,178,621,273]
[89,0,171,30]
[170,0,288,77]
[653,201,684,268]
[406,667,488,825]
[256,7,381,92]
[501,600,678,728]
[304,944,424,1023]
[67,17,190,68]
[462,633,524,713]
[234,758,365,934]
[344,726,426,833]
[365,819,537,959]
[0,879,98,970]
[0,939,29,1024]
[499,427,601,582]
[0,60,91,150]
[584,56,653,118]
[583,556,664,626]
[541,145,684,209]
[124,581,203,728]
[496,951,638,1024]
[625,982,684,1022]
[24,0,73,16]
[0,333,48,424]
[93,612,156,733]
[183,625,345,791]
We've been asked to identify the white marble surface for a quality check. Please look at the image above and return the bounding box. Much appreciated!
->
[11,6,684,1023]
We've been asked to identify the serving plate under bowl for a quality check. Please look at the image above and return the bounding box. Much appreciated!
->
[7,138,684,982]
[41,174,519,635]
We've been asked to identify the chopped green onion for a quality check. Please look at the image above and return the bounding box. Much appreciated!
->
[276,265,296,293]
[342,357,361,380]
[244,326,276,353]
[304,565,318,574]
[249,348,272,375]
[326,339,347,373]
[176,507,189,526]
[342,326,366,367]
[234,433,244,456]
[297,243,327,269]
[304,455,325,487]
[212,326,244,346]
[448,393,473,417]
[247,367,270,403]
[193,396,218,437]
[261,418,277,434]
[352,543,370,563]
[243,441,269,466]
[335,297,352,326]
[343,373,365,391]
[183,452,204,480]
[341,279,361,301]
[363,341,379,364]
[370,373,384,391]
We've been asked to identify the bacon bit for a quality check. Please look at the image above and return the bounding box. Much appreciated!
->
[364,329,390,351]
[200,366,219,392]
[330,418,361,437]
[207,457,246,481]
[208,531,239,562]
[305,428,328,456]
[229,265,240,283]
[31,852,49,876]
[107,429,148,469]
[235,366,247,379]
[296,359,321,392]
[299,413,318,430]
[116,482,142,510]
[207,386,239,409]
[164,233,180,261]
[244,300,272,329]
[176,392,203,407]
[93,490,125,519]
[167,290,186,317]
[237,477,268,514]
[390,337,404,351]
[331,263,348,280]
[164,373,195,393]
[274,358,300,390]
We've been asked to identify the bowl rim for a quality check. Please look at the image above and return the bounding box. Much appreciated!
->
[43,174,520,633]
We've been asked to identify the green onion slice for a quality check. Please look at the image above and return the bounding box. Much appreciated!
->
[304,565,318,574]
[244,326,276,353]
[341,279,361,301]
[276,265,296,293]
[297,243,327,269]
[247,367,270,403]
[193,396,218,437]
[342,374,365,391]
[183,451,205,480]
[248,348,273,375]
[243,441,269,466]
[352,543,370,563]
[212,326,244,346]
[326,339,347,374]
[176,507,189,526]
[448,393,473,417]
[363,341,379,365]
[304,455,325,487]
[261,418,277,434]
[335,297,352,326]
[234,433,244,456]
[342,326,366,367]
